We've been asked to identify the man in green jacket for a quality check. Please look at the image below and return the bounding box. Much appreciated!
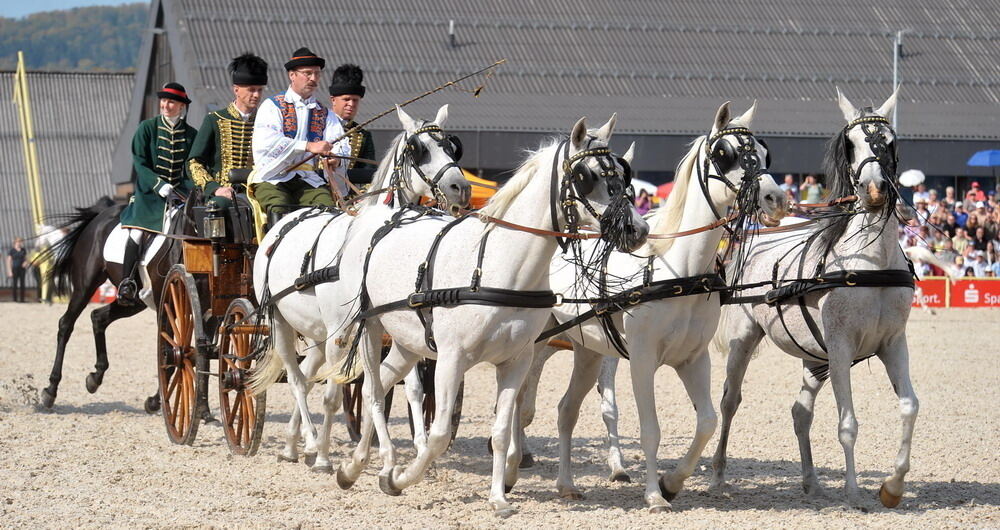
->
[327,63,376,194]
[118,82,197,305]
[187,53,268,209]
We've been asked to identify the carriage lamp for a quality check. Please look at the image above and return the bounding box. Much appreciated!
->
[204,203,227,241]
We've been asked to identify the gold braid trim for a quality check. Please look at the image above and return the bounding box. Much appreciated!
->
[346,120,364,169]
[188,158,212,188]
[214,103,255,187]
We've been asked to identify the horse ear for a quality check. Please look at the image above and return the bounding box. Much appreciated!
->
[396,105,416,133]
[570,117,588,149]
[713,101,732,134]
[876,86,899,120]
[622,142,636,164]
[433,104,449,127]
[734,100,758,127]
[836,87,857,122]
[595,113,617,143]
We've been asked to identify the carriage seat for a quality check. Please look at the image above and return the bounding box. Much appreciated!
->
[191,196,256,245]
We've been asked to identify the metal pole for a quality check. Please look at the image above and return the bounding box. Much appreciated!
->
[892,31,901,131]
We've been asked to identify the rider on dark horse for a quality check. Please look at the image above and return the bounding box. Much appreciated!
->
[187,53,268,211]
[118,82,197,305]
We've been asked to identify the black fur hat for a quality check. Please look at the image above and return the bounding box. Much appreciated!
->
[229,52,268,86]
[328,64,365,97]
[284,47,325,71]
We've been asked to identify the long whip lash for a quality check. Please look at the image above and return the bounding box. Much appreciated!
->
[283,59,507,174]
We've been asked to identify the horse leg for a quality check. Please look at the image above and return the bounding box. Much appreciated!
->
[489,349,533,516]
[311,376,344,474]
[876,335,919,508]
[273,313,321,460]
[660,350,717,500]
[402,364,427,453]
[514,343,557,469]
[597,356,629,482]
[42,276,102,408]
[296,346,326,467]
[374,344,420,479]
[554,346,603,500]
[793,361,827,496]
[385,351,469,496]
[336,324,399,489]
[827,340,862,505]
[628,342,670,512]
[86,301,144,394]
[710,312,764,489]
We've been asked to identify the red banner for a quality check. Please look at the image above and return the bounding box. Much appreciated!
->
[912,278,947,308]
[950,279,1000,308]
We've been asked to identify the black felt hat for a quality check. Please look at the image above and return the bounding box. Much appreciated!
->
[156,82,191,104]
[284,47,325,71]
[328,63,365,97]
[229,52,268,86]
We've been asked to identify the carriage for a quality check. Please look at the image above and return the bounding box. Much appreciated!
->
[153,198,463,455]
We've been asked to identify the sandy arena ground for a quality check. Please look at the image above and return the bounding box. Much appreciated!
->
[0,302,997,528]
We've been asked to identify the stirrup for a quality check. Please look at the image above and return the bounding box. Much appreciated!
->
[117,278,139,306]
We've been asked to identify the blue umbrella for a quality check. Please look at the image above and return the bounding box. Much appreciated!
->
[967,150,1000,167]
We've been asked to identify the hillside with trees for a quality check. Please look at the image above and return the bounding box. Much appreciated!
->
[0,3,147,71]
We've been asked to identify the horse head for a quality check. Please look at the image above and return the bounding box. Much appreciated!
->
[562,115,649,252]
[394,104,471,213]
[834,87,899,212]
[704,101,787,227]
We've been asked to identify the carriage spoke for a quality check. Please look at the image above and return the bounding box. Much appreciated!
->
[159,331,179,349]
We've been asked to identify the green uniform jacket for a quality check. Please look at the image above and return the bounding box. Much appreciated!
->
[121,116,197,232]
[187,103,255,196]
[344,120,375,170]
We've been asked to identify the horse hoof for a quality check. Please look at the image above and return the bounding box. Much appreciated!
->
[879,483,902,508]
[648,504,672,514]
[311,464,333,475]
[277,454,298,464]
[494,505,516,518]
[609,471,631,483]
[557,486,584,500]
[658,475,680,501]
[85,374,100,394]
[336,467,356,490]
[303,453,317,467]
[518,452,535,469]
[143,396,160,414]
[504,484,515,494]
[40,389,56,409]
[379,472,402,496]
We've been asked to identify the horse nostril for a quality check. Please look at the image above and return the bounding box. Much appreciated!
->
[765,194,775,203]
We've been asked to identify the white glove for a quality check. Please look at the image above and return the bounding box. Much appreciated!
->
[157,183,174,198]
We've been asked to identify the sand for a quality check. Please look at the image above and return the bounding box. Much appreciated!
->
[0,303,997,528]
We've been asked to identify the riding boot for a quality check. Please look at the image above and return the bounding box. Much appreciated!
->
[265,209,284,233]
[117,238,140,306]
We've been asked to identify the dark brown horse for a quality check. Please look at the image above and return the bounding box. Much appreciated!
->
[38,195,193,411]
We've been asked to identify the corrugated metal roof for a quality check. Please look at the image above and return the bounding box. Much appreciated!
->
[162,0,1000,139]
[0,71,133,275]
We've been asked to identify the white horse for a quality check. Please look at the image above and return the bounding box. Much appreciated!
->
[248,105,471,471]
[334,115,649,516]
[711,89,918,508]
[519,102,788,512]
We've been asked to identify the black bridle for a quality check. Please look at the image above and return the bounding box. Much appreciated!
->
[551,137,634,251]
[842,115,897,190]
[696,126,770,233]
[388,124,462,207]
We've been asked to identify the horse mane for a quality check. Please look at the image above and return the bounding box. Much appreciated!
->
[645,136,704,255]
[358,127,412,209]
[816,123,863,249]
[478,138,559,220]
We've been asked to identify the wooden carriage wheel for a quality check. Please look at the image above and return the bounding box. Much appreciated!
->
[217,298,267,456]
[156,265,207,445]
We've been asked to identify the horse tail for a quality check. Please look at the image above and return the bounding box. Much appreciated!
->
[35,196,118,297]
[247,334,284,396]
[711,303,737,357]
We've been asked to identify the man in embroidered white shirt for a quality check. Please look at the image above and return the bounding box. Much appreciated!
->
[251,47,350,221]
